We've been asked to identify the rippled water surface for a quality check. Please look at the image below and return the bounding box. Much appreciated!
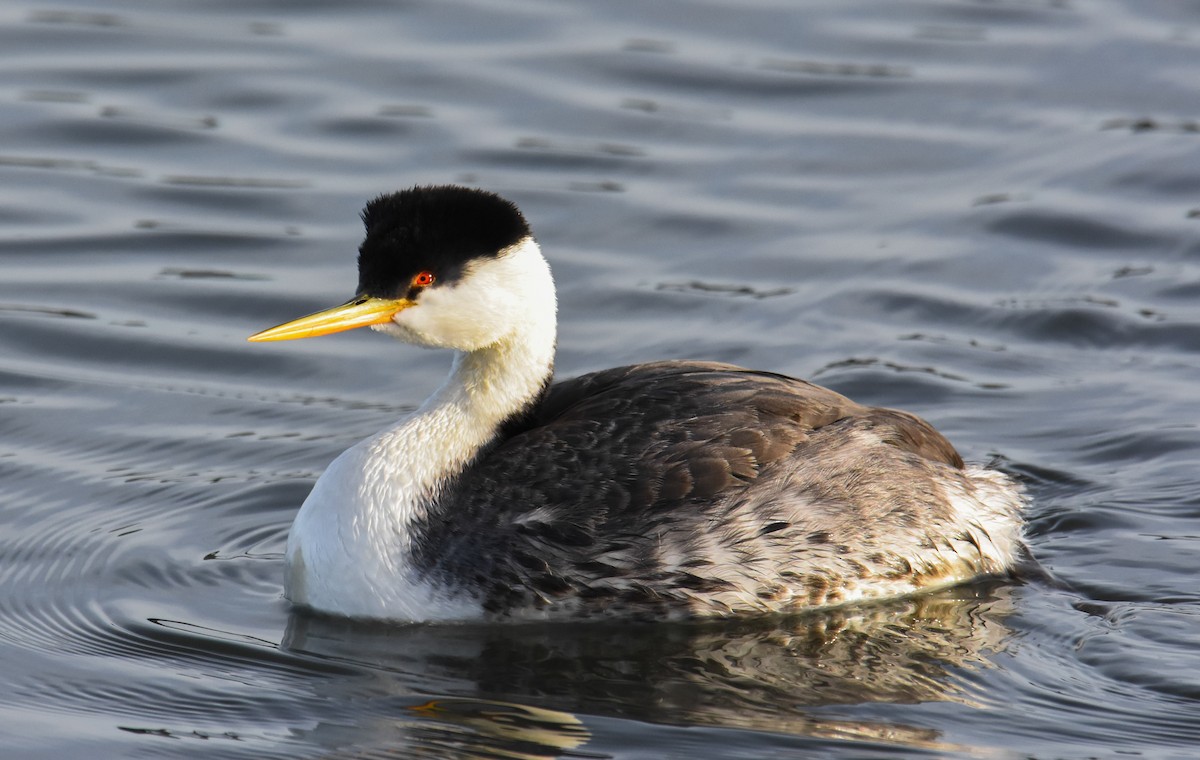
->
[2,1,1199,757]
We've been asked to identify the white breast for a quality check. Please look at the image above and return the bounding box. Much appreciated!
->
[284,429,485,622]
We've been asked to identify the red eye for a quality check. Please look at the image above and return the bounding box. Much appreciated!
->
[412,271,435,287]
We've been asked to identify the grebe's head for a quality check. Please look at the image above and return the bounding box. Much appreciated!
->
[248,186,556,351]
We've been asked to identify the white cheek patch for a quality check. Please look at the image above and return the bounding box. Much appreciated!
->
[378,238,554,352]
[397,280,510,350]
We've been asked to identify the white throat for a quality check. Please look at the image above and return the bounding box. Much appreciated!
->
[284,237,557,621]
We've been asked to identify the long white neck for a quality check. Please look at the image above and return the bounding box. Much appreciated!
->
[389,236,558,510]
[379,312,556,510]
[285,238,557,621]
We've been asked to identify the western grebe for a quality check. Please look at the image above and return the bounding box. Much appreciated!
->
[249,185,1025,622]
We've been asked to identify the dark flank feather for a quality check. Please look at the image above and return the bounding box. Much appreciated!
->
[411,361,996,620]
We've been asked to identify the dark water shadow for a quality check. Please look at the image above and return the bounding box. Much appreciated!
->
[280,583,1018,757]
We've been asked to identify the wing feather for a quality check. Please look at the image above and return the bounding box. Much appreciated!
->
[411,360,975,615]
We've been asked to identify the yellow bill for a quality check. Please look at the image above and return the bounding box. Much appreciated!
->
[247,295,414,342]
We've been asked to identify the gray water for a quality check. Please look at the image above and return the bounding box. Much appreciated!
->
[2,1,1199,757]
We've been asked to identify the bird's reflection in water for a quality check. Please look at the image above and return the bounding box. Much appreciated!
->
[405,699,591,760]
[283,582,1017,757]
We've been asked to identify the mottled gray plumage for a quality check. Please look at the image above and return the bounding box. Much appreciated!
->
[413,360,1020,620]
